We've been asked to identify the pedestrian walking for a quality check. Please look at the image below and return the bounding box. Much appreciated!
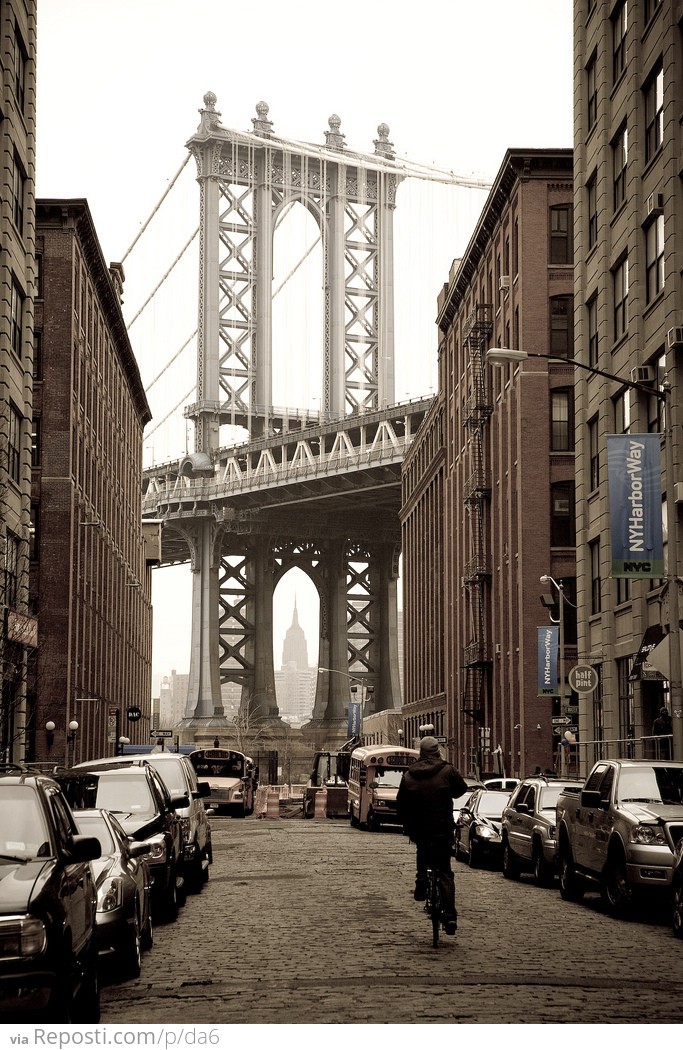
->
[652,706,673,759]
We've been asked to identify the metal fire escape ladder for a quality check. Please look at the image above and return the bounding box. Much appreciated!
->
[461,305,493,724]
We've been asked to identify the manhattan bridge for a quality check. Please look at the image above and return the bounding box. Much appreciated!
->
[126,93,490,739]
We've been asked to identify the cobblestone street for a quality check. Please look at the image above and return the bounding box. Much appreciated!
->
[99,812,683,1025]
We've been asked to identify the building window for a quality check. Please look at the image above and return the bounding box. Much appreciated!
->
[551,389,574,451]
[645,213,664,303]
[10,280,24,358]
[4,532,20,609]
[550,295,574,357]
[12,154,25,235]
[648,352,666,434]
[587,173,597,250]
[612,2,627,84]
[35,255,42,299]
[32,332,42,381]
[589,417,600,490]
[590,538,601,615]
[513,218,519,276]
[613,124,628,211]
[587,295,598,368]
[644,61,664,163]
[550,205,573,264]
[587,53,598,131]
[613,257,629,341]
[617,658,635,748]
[13,29,26,113]
[7,403,22,484]
[614,390,631,434]
[31,418,40,468]
[644,0,662,23]
[616,576,631,604]
[29,503,39,561]
[551,482,575,547]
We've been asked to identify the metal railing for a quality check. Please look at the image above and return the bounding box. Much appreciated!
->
[556,734,674,779]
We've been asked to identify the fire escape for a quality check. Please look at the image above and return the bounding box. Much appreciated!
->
[461,305,493,758]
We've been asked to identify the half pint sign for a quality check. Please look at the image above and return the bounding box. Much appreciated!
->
[607,434,663,579]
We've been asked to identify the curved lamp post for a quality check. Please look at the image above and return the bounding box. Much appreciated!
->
[487,347,682,762]
[317,667,374,736]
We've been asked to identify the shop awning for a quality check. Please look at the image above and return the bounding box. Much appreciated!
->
[629,624,665,682]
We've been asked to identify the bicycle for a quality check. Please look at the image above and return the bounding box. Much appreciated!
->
[424,866,442,948]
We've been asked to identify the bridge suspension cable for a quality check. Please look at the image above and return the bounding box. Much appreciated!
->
[119,154,192,264]
[127,228,199,328]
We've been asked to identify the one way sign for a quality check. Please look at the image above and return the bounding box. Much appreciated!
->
[551,716,572,726]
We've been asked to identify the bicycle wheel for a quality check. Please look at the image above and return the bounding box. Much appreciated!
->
[430,870,440,948]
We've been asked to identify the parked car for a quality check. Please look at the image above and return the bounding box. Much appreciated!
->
[501,776,577,885]
[452,779,485,854]
[56,762,187,923]
[0,766,101,1021]
[73,808,153,979]
[454,788,513,868]
[671,837,683,939]
[79,753,212,894]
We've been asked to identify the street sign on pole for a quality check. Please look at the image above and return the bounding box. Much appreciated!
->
[551,715,572,727]
[150,730,173,738]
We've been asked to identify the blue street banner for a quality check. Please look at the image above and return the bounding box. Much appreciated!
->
[538,625,559,696]
[347,702,361,736]
[607,434,664,578]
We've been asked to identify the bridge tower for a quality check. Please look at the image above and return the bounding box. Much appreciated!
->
[165,94,408,740]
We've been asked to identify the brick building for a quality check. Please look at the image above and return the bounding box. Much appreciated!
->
[402,149,576,779]
[30,200,154,764]
[0,0,37,762]
[573,0,683,761]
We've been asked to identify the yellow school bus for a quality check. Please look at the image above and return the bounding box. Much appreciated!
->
[347,744,419,831]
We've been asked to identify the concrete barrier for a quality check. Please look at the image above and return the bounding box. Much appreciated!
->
[266,787,280,818]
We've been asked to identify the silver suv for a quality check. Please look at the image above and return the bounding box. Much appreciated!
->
[501,776,577,886]
[78,754,212,895]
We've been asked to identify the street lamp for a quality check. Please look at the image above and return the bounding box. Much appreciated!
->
[317,667,374,736]
[67,720,79,766]
[487,347,682,762]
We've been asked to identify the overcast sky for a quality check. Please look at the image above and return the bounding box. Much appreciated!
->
[35,0,573,691]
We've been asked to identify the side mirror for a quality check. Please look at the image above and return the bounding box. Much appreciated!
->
[515,802,529,813]
[129,840,151,858]
[196,782,211,799]
[580,789,604,809]
[69,835,102,863]
[171,793,190,810]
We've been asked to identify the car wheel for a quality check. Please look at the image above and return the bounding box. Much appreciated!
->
[502,839,520,880]
[468,839,478,868]
[673,881,683,939]
[559,848,584,902]
[533,842,554,887]
[141,907,153,952]
[161,870,179,923]
[187,846,205,894]
[72,943,100,1023]
[121,906,142,980]
[603,847,634,919]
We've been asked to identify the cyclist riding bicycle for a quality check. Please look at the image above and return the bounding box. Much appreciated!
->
[396,736,468,936]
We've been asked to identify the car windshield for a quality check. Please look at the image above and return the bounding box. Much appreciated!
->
[477,792,511,817]
[95,775,156,817]
[74,812,116,855]
[617,766,683,805]
[539,785,567,810]
[0,785,51,861]
[453,789,475,809]
[147,760,186,795]
[372,769,404,788]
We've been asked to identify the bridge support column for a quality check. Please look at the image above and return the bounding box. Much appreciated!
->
[312,540,351,722]
[371,543,402,712]
[247,538,279,721]
[185,521,223,719]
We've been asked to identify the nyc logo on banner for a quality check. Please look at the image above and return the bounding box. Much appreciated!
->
[538,625,559,696]
[607,434,664,578]
[347,702,361,737]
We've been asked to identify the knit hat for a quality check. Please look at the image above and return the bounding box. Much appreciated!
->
[419,736,442,758]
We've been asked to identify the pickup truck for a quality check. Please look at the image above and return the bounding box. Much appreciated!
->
[555,758,683,917]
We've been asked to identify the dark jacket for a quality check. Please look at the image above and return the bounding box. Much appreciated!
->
[396,758,468,842]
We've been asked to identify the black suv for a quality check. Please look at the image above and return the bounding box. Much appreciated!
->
[56,762,187,922]
[0,766,102,1021]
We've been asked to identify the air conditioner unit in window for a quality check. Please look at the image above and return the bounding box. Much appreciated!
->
[667,326,683,350]
[646,191,664,216]
[630,365,656,384]
[499,275,510,291]
[675,483,683,505]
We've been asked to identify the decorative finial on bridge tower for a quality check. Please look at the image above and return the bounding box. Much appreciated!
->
[325,114,346,150]
[197,91,222,134]
[252,101,274,137]
[373,123,395,159]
